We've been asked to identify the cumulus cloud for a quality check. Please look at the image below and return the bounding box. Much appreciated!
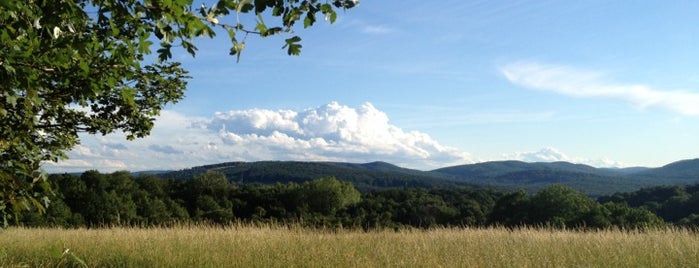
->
[501,62,699,116]
[209,102,474,168]
[43,102,475,172]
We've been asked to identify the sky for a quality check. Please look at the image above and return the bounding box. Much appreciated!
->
[44,0,699,173]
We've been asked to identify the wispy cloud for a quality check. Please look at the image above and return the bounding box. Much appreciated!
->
[361,25,395,35]
[343,18,397,35]
[501,62,699,116]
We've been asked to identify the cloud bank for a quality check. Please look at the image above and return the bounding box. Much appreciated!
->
[501,62,699,116]
[44,102,475,172]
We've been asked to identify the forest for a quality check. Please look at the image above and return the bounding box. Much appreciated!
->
[15,170,699,230]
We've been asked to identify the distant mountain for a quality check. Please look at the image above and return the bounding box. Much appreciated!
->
[160,161,476,191]
[431,161,652,196]
[324,161,427,175]
[433,160,613,178]
[158,158,699,197]
[633,158,699,183]
[432,160,648,178]
[599,166,650,175]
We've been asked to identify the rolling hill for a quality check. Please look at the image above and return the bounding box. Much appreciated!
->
[633,159,699,183]
[159,158,699,196]
[160,161,477,191]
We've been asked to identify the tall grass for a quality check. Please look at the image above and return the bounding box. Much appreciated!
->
[2,224,698,267]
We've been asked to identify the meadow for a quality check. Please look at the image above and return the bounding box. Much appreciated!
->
[2,225,698,267]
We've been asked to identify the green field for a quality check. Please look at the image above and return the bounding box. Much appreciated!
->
[2,225,698,267]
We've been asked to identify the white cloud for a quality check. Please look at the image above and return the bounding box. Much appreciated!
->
[209,102,474,169]
[504,147,569,163]
[501,62,699,116]
[43,102,475,172]
[502,147,627,168]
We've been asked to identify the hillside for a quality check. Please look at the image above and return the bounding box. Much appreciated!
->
[431,161,652,196]
[161,161,476,191]
[160,159,699,196]
[633,159,699,183]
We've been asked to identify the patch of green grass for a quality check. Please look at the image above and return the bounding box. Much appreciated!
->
[2,224,698,267]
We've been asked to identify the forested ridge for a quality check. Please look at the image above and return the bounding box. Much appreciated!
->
[158,159,699,197]
[17,169,699,230]
[160,161,479,191]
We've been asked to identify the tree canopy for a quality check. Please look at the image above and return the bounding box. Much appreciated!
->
[0,0,358,226]
[15,172,673,230]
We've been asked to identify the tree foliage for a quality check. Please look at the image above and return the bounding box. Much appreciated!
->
[599,184,699,226]
[13,171,681,230]
[0,0,357,226]
[298,177,360,214]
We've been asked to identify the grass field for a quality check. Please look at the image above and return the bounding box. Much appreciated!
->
[1,225,698,267]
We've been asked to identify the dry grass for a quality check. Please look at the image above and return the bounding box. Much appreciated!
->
[2,224,698,267]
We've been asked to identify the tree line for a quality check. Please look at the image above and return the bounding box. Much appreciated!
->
[17,170,697,230]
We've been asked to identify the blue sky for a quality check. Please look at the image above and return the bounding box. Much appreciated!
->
[45,0,699,172]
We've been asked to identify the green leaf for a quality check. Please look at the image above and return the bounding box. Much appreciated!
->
[256,14,268,34]
[121,89,136,107]
[157,43,172,61]
[320,4,338,24]
[138,39,153,54]
[182,41,197,57]
[283,36,302,55]
[303,13,315,28]
[272,6,283,16]
[78,61,89,74]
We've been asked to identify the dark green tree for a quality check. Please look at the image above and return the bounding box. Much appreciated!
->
[488,189,530,227]
[185,171,235,223]
[77,171,141,226]
[528,184,599,228]
[298,177,361,215]
[405,192,457,228]
[193,195,234,224]
[657,194,691,222]
[602,202,664,229]
[133,175,189,224]
[0,0,357,226]
[678,214,699,229]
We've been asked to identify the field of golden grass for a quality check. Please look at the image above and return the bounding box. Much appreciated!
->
[2,225,698,267]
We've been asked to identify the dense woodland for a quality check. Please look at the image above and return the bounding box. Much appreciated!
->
[16,170,699,230]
